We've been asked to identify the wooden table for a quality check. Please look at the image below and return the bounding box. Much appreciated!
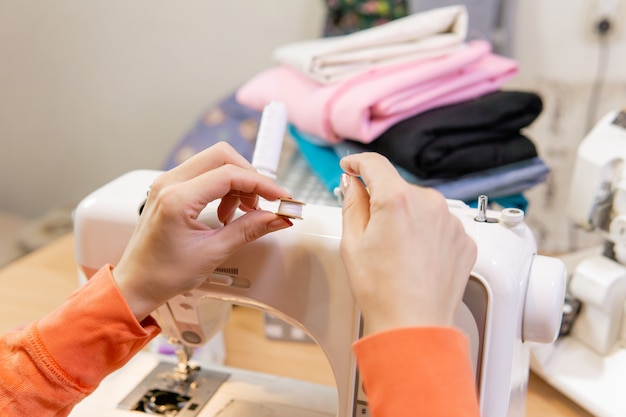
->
[0,233,593,416]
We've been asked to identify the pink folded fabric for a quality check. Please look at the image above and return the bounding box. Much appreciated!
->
[236,40,518,144]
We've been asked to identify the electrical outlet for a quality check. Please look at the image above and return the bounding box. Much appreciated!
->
[584,0,624,41]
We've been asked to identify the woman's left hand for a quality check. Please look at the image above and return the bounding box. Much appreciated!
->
[113,142,293,321]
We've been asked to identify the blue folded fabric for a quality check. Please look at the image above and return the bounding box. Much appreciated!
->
[431,158,547,203]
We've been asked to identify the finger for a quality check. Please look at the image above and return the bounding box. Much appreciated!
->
[217,194,239,225]
[339,152,404,196]
[159,142,256,185]
[212,209,293,254]
[340,173,370,246]
[217,192,259,225]
[163,165,289,219]
[235,192,261,212]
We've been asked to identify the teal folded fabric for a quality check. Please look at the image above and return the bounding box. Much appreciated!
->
[288,124,343,194]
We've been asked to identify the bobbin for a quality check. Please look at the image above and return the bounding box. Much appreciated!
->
[276,198,306,219]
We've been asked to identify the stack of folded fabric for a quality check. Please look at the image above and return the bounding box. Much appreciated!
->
[233,5,547,209]
[236,6,520,144]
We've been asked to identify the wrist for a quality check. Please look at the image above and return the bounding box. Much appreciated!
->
[361,308,453,337]
[112,266,161,322]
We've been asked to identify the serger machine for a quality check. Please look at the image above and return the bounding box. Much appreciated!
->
[70,167,566,417]
[531,108,626,417]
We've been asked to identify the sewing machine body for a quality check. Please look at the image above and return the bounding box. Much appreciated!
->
[73,169,565,417]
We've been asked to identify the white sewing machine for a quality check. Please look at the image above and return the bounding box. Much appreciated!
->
[70,166,566,417]
[531,108,626,417]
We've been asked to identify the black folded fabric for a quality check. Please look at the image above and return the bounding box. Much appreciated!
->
[350,90,543,179]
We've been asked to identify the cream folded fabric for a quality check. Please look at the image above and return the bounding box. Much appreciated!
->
[273,5,468,84]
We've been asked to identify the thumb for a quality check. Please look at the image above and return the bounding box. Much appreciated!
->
[215,210,292,253]
[340,173,370,243]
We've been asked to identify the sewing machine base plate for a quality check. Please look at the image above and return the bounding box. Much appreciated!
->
[118,362,230,416]
[68,352,337,417]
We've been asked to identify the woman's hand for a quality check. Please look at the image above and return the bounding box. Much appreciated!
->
[339,152,477,336]
[113,142,293,321]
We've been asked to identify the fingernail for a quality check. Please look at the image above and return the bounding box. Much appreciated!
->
[268,216,293,231]
[341,173,351,191]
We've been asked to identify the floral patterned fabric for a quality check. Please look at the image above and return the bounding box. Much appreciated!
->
[324,0,408,36]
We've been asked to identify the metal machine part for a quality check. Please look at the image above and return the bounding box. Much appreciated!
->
[474,195,499,223]
[558,294,582,337]
[118,360,229,416]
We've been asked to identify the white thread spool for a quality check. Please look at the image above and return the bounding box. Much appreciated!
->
[252,101,288,179]
[276,198,305,219]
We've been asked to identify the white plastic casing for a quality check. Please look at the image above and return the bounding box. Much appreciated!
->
[567,110,626,230]
[522,255,567,343]
[569,255,626,355]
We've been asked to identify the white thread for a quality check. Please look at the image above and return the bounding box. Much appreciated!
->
[252,101,288,179]
[276,198,305,219]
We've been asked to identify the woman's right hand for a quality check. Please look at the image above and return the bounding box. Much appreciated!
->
[339,152,477,336]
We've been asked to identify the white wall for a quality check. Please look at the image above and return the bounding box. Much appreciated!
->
[513,0,626,83]
[0,0,325,218]
[510,0,626,253]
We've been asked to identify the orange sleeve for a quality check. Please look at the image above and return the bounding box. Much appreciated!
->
[0,265,161,417]
[353,327,480,417]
